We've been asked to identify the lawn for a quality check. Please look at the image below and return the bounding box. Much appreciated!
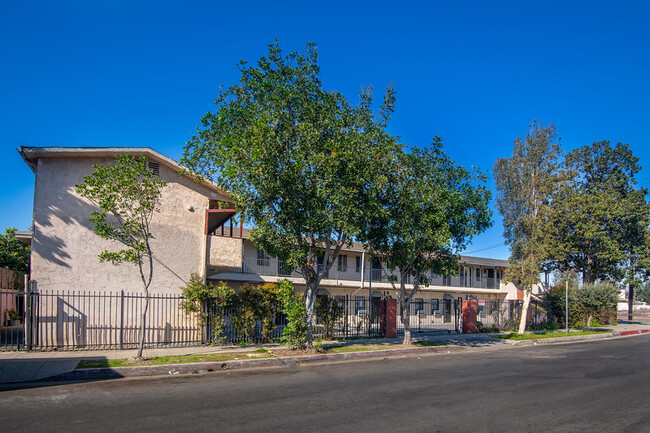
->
[76,352,272,369]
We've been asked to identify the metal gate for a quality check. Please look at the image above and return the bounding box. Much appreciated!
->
[0,289,29,351]
[397,298,460,334]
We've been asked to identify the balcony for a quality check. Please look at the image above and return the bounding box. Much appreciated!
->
[207,236,243,273]
[223,256,503,292]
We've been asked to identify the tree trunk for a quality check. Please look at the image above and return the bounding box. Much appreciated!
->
[517,290,531,335]
[587,313,593,328]
[401,299,411,345]
[304,280,317,348]
[628,284,635,321]
[136,288,150,358]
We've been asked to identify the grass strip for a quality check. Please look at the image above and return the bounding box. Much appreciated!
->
[76,352,272,369]
[495,330,610,341]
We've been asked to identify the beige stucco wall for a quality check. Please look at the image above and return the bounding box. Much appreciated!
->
[208,235,243,273]
[31,156,229,293]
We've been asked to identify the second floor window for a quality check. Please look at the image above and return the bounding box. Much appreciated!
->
[356,256,361,273]
[257,249,270,267]
[338,255,347,272]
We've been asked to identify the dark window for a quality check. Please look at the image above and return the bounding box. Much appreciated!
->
[430,299,439,312]
[355,296,366,315]
[414,298,424,314]
[355,256,361,273]
[257,249,269,267]
[147,161,160,176]
[317,256,329,278]
[338,255,347,272]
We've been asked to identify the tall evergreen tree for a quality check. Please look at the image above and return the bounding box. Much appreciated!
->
[494,122,561,334]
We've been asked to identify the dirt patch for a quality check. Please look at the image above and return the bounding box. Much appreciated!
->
[269,348,321,357]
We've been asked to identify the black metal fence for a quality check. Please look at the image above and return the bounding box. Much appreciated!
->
[477,299,547,331]
[0,289,25,350]
[0,289,202,351]
[1,287,549,351]
[205,295,382,345]
[397,298,460,334]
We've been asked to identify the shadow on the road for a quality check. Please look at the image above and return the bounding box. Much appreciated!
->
[0,356,122,392]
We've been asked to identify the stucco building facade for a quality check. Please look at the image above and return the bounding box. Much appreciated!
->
[20,146,519,303]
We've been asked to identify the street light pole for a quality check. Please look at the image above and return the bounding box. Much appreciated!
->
[565,281,569,334]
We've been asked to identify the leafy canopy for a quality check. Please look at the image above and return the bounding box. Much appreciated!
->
[182,41,399,309]
[363,140,492,286]
[548,141,650,284]
[493,121,561,291]
[0,228,30,273]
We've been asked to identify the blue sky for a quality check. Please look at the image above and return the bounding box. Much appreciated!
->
[1,1,649,260]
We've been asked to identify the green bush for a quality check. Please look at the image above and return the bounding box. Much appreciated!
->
[576,282,618,327]
[544,282,618,328]
[315,296,344,338]
[179,274,236,344]
[230,283,280,342]
[277,279,308,349]
[543,285,580,327]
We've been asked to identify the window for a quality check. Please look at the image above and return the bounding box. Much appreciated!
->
[414,298,424,314]
[147,161,160,176]
[257,249,269,267]
[371,257,382,282]
[430,299,439,312]
[355,296,366,315]
[338,255,347,272]
[442,275,452,286]
[355,256,361,273]
[317,256,329,278]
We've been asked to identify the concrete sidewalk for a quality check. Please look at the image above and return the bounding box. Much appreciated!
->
[1,321,648,384]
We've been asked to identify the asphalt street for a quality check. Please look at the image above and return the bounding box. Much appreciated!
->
[1,335,649,432]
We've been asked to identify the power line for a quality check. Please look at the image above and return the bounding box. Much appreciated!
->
[463,243,506,255]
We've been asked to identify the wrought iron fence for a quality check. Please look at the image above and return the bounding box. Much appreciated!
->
[205,295,382,345]
[476,299,547,331]
[397,298,461,334]
[0,289,202,351]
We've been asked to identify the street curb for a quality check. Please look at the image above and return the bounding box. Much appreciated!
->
[48,345,464,382]
[506,329,650,347]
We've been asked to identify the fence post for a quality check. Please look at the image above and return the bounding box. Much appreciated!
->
[25,279,32,352]
[203,300,209,344]
[120,290,124,350]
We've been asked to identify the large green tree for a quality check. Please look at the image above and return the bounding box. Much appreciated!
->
[182,42,399,345]
[549,141,650,284]
[362,141,492,344]
[494,122,561,334]
[548,141,650,319]
[76,155,167,358]
[0,228,30,274]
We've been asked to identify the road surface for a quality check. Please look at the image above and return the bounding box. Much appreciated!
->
[1,335,649,432]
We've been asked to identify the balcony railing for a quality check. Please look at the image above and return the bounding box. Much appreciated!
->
[229,257,501,290]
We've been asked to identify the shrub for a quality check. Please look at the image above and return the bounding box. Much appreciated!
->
[543,285,580,327]
[576,282,618,327]
[179,274,235,344]
[315,296,344,338]
[230,283,280,342]
[277,279,308,349]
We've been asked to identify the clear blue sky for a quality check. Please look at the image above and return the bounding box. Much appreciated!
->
[2,1,649,260]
